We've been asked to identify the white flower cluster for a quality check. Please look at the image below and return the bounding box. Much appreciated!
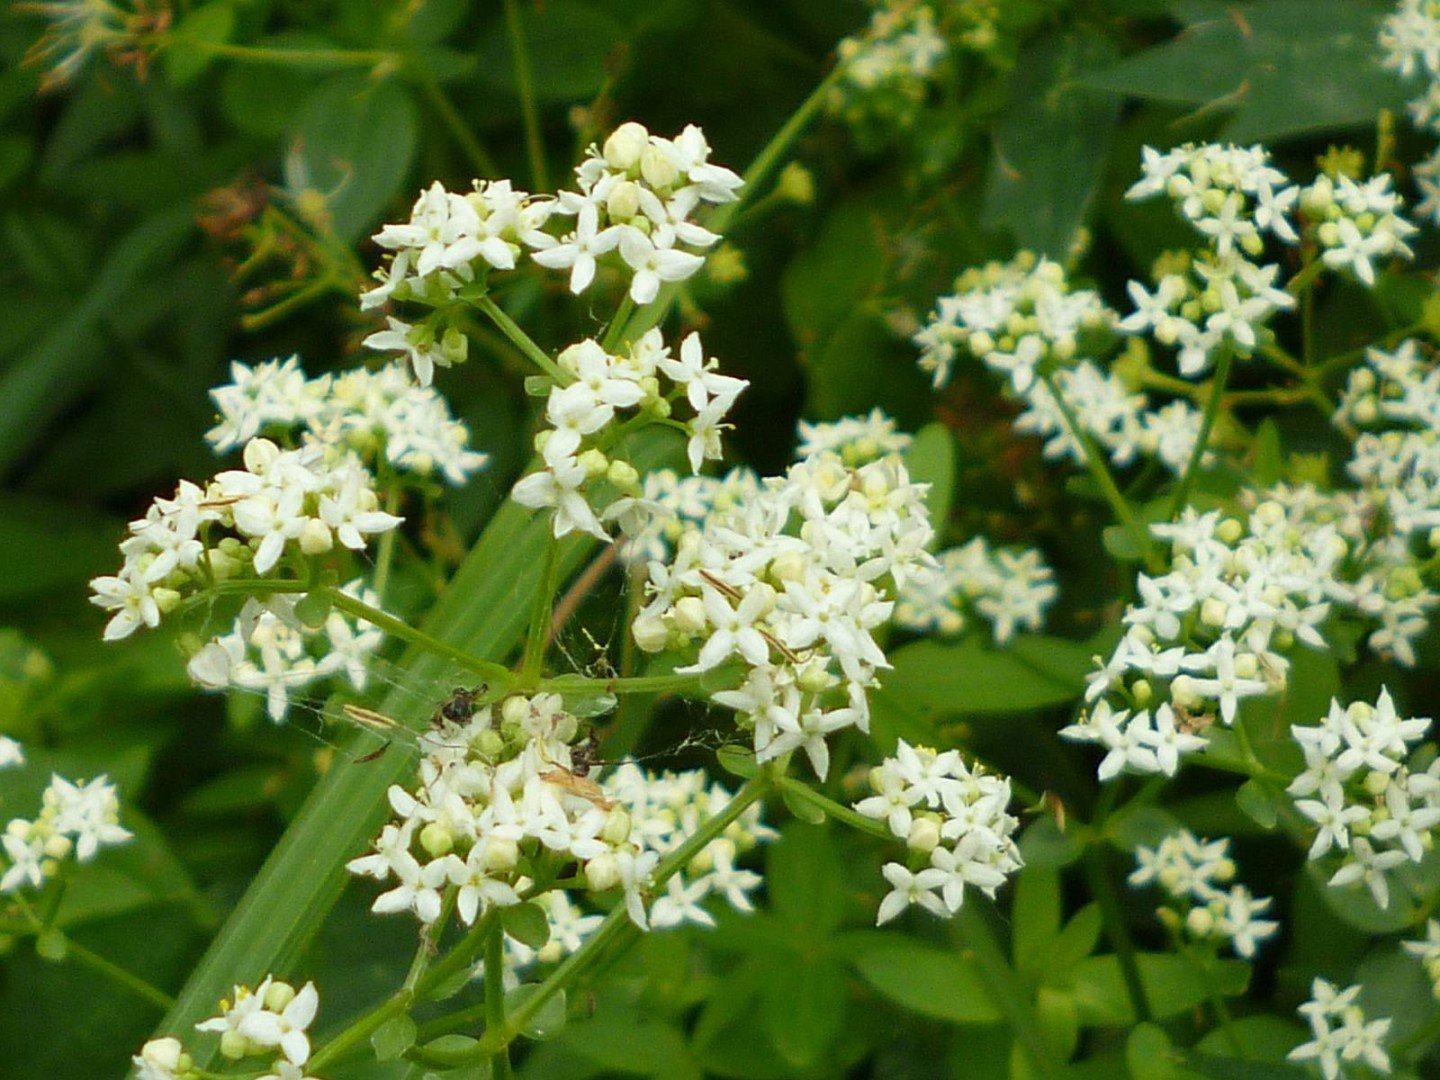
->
[1288,689,1439,910]
[0,735,22,769]
[89,438,402,641]
[1288,978,1392,1080]
[834,3,947,96]
[537,121,742,302]
[348,693,770,934]
[853,740,1022,924]
[912,253,1211,475]
[1129,829,1278,959]
[796,407,913,463]
[620,467,760,568]
[185,587,383,723]
[361,123,740,385]
[511,330,747,541]
[208,356,489,486]
[894,536,1057,643]
[633,426,934,778]
[1122,144,1302,375]
[1064,501,1341,779]
[174,975,322,1080]
[1382,0,1440,225]
[913,253,1115,393]
[1126,143,1300,255]
[1403,917,1440,998]
[1,773,131,894]
[1300,172,1418,287]
[1118,249,1295,377]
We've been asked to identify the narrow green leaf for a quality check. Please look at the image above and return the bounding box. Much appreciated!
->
[903,422,957,539]
[886,635,1090,714]
[501,901,551,949]
[370,1014,417,1061]
[848,936,1001,1024]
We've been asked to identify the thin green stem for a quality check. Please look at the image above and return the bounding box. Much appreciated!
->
[602,296,636,352]
[1259,343,1341,425]
[521,536,561,686]
[476,296,564,382]
[539,666,741,699]
[414,73,500,178]
[1189,945,1244,1057]
[955,903,1069,1079]
[322,585,514,690]
[775,776,891,839]
[1038,370,1153,565]
[162,37,398,68]
[14,896,178,1014]
[485,918,514,1079]
[1084,846,1151,1024]
[1165,346,1233,522]
[371,483,402,602]
[503,0,550,192]
[1285,259,1325,297]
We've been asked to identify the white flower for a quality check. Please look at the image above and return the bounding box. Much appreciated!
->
[0,736,22,770]
[617,229,705,304]
[237,981,320,1066]
[876,861,948,924]
[132,1037,187,1080]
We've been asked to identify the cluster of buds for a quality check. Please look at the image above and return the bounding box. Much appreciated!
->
[894,536,1057,643]
[1300,172,1418,287]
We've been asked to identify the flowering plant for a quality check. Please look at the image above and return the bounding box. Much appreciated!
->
[10,2,1440,1079]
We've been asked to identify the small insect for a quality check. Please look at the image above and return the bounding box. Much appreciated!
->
[539,766,614,810]
[434,685,487,728]
[569,730,603,778]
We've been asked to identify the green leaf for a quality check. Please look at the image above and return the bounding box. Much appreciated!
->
[766,822,845,935]
[0,206,194,472]
[781,193,887,345]
[164,3,236,87]
[1180,1051,1310,1079]
[1012,866,1061,979]
[758,956,847,1069]
[1083,1,1407,144]
[371,1014,417,1061]
[1234,779,1280,830]
[1194,1015,1308,1064]
[847,936,1001,1024]
[1018,816,1084,869]
[1050,904,1103,977]
[1126,1022,1178,1080]
[291,75,419,241]
[982,30,1120,257]
[780,783,827,825]
[502,901,552,949]
[1070,952,1249,1025]
[508,984,568,1041]
[886,635,1091,714]
[218,33,331,138]
[903,422,957,539]
[716,743,758,779]
[474,1,625,101]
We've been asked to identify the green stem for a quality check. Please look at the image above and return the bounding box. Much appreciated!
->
[322,585,514,690]
[22,906,176,1013]
[955,903,1069,1079]
[775,776,891,839]
[476,296,564,382]
[539,666,741,698]
[1188,945,1244,1057]
[1084,845,1151,1023]
[485,918,514,1079]
[1285,259,1325,296]
[521,536,561,686]
[371,483,402,602]
[1259,343,1339,423]
[1165,346,1233,522]
[414,73,500,178]
[503,0,550,192]
[164,38,398,68]
[602,296,636,352]
[1038,370,1153,566]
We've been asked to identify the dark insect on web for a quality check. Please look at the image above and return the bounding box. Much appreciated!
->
[569,730,603,778]
[434,685,487,728]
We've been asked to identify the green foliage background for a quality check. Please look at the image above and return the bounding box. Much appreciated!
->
[1,0,1435,1077]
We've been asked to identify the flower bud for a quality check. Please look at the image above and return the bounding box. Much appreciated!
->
[586,852,620,892]
[1186,906,1215,937]
[1364,770,1391,797]
[219,1029,249,1061]
[484,837,519,872]
[136,1038,188,1076]
[607,459,640,493]
[907,816,941,853]
[672,596,707,635]
[475,728,506,761]
[607,180,641,221]
[603,122,648,171]
[420,822,454,858]
[298,519,334,555]
[263,980,296,1013]
[1200,598,1228,628]
[578,448,609,479]
[502,696,530,727]
[776,162,815,205]
[640,144,679,189]
[632,614,669,653]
